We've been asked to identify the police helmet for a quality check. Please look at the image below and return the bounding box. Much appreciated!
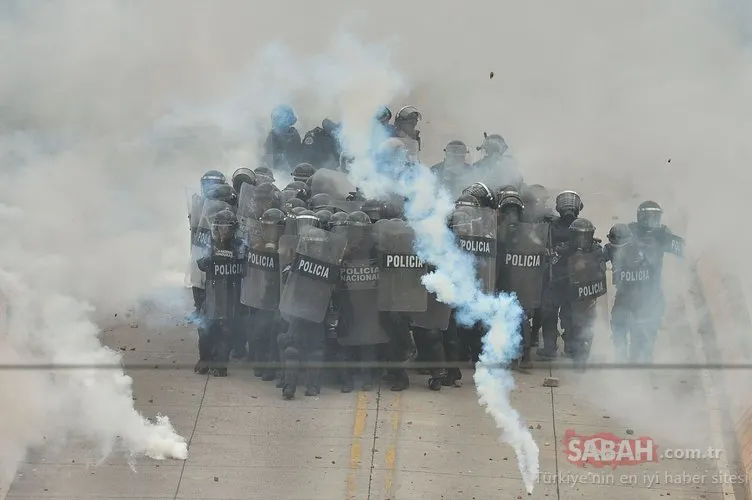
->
[636,200,663,229]
[607,223,632,247]
[254,166,275,181]
[455,194,480,208]
[330,211,349,228]
[314,209,333,230]
[201,170,226,196]
[285,180,310,201]
[210,208,237,242]
[555,190,584,216]
[346,211,372,226]
[271,105,297,130]
[295,210,320,233]
[291,163,316,183]
[499,193,525,213]
[478,133,508,156]
[361,199,387,223]
[282,197,307,214]
[207,184,238,206]
[525,184,549,204]
[462,182,495,209]
[376,106,392,123]
[290,206,308,217]
[395,105,422,123]
[309,193,333,211]
[444,140,469,157]
[569,218,596,251]
[231,167,257,193]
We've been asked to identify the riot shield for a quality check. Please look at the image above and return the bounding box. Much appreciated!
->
[237,183,256,227]
[279,227,347,323]
[663,231,685,257]
[189,192,204,234]
[376,219,428,312]
[498,221,549,310]
[568,250,608,302]
[189,199,231,288]
[412,288,452,330]
[455,206,497,293]
[240,219,283,310]
[337,224,389,346]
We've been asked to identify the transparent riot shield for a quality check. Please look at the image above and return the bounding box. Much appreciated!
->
[240,219,284,311]
[279,227,347,323]
[189,199,231,288]
[376,219,428,312]
[498,221,549,310]
[454,206,497,293]
[568,250,608,302]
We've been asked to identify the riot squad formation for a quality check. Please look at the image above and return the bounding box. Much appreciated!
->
[186,104,685,400]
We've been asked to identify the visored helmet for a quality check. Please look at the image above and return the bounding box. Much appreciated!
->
[260,208,286,243]
[607,223,633,247]
[636,200,663,229]
[555,190,584,217]
[211,208,237,246]
[444,140,469,161]
[254,166,275,181]
[285,180,310,201]
[231,167,257,193]
[309,193,333,211]
[477,133,508,156]
[282,196,306,214]
[376,105,392,123]
[207,183,238,206]
[291,163,316,183]
[455,193,480,208]
[569,218,596,251]
[462,182,495,209]
[201,170,227,197]
[395,105,422,123]
[314,209,333,230]
[361,199,387,223]
[271,105,297,130]
[330,211,349,229]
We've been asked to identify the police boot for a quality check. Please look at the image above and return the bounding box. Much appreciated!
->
[360,345,378,391]
[194,335,212,375]
[305,351,324,397]
[275,332,288,388]
[210,338,230,377]
[390,369,410,391]
[282,345,300,400]
[339,348,354,393]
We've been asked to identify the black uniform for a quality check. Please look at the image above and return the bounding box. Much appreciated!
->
[300,119,341,170]
[195,209,245,377]
[263,127,302,170]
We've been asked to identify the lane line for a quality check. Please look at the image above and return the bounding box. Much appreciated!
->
[346,392,369,500]
[383,392,403,498]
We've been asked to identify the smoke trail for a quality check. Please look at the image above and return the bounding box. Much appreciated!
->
[332,69,539,491]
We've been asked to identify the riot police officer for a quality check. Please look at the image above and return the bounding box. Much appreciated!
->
[553,218,607,370]
[537,190,584,359]
[263,105,302,170]
[231,168,257,194]
[431,140,473,196]
[195,209,245,377]
[300,119,342,170]
[393,106,422,164]
[291,163,316,184]
[472,133,523,190]
[623,201,684,362]
[373,105,397,145]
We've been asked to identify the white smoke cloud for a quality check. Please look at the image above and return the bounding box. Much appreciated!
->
[1,0,751,492]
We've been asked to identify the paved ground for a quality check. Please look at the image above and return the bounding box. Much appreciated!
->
[4,250,738,500]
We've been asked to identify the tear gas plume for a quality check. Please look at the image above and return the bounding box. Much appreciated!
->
[338,114,540,490]
[2,0,752,493]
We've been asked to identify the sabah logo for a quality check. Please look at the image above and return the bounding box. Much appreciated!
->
[304,136,314,145]
[563,429,658,469]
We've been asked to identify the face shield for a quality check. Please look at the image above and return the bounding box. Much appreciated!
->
[212,223,235,246]
[570,229,594,252]
[637,208,662,229]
